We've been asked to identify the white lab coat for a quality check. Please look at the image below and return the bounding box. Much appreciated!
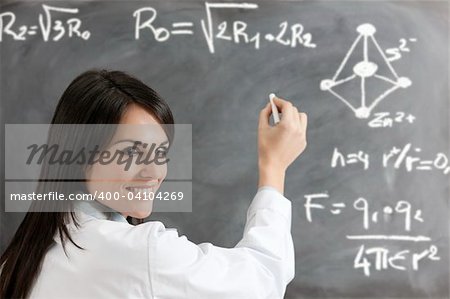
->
[28,187,295,299]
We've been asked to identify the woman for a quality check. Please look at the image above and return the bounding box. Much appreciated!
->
[0,69,308,299]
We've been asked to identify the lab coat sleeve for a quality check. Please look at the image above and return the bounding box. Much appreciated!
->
[148,187,295,299]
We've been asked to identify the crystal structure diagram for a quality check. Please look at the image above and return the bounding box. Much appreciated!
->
[320,24,412,119]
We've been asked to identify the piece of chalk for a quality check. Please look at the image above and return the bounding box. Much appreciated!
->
[269,93,280,124]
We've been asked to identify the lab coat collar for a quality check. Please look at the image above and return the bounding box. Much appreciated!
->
[73,192,128,223]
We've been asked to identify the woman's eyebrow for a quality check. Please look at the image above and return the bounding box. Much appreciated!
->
[112,139,142,146]
[112,139,169,146]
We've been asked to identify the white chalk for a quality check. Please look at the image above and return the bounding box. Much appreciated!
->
[269,93,280,124]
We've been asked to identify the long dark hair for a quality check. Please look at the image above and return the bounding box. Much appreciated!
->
[0,69,175,299]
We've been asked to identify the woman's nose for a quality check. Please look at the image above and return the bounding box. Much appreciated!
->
[139,161,166,179]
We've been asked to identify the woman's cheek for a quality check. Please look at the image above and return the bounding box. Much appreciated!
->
[110,161,137,181]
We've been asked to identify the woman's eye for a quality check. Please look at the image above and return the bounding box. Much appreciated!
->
[156,147,168,157]
[123,147,141,157]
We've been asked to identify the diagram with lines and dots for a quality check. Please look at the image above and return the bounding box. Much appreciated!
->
[320,23,413,120]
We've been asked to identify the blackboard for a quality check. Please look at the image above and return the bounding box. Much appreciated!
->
[1,1,449,298]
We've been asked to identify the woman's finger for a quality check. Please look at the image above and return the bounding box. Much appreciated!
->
[258,101,272,129]
[293,106,301,130]
[299,112,308,133]
[271,96,295,123]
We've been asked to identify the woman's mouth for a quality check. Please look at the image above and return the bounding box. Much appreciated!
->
[125,180,159,193]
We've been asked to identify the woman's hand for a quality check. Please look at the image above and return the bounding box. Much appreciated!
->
[257,96,308,194]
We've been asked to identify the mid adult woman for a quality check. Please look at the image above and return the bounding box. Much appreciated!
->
[0,69,307,299]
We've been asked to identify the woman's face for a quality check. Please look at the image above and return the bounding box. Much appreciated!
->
[85,103,169,219]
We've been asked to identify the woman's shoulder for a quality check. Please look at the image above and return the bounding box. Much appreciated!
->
[36,216,169,298]
[58,211,169,247]
[49,213,176,275]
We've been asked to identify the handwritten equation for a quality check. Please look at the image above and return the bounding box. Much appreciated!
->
[0,3,316,54]
[134,3,316,53]
[0,5,90,42]
[306,128,447,276]
[305,193,424,231]
[304,192,441,276]
[331,144,450,175]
